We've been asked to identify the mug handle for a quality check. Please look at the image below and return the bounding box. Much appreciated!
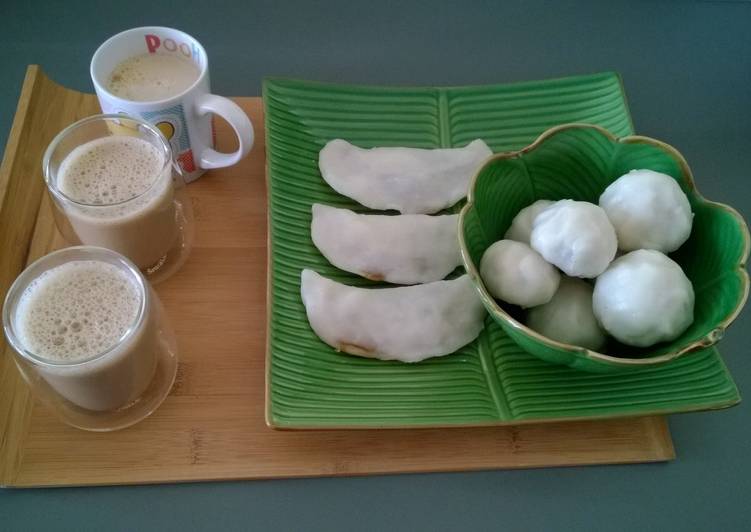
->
[194,94,254,169]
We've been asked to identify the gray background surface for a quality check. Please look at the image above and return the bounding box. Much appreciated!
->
[1,1,750,530]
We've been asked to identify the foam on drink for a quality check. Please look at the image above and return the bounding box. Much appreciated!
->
[107,53,200,102]
[54,135,178,269]
[58,136,163,206]
[15,261,141,362]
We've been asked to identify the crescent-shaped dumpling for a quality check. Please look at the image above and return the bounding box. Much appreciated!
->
[318,139,492,214]
[311,204,461,284]
[300,270,486,362]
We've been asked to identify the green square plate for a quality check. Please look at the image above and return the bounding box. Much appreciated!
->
[263,72,740,429]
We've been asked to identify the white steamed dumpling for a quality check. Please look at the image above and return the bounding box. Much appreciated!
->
[526,277,607,351]
[300,270,486,362]
[504,199,554,244]
[310,204,461,285]
[480,240,560,308]
[530,200,617,278]
[318,139,492,214]
[599,169,693,252]
[592,250,694,347]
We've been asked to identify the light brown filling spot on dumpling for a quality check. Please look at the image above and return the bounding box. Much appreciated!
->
[338,342,377,358]
[362,271,384,281]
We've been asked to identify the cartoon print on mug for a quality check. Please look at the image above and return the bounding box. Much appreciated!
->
[142,103,196,175]
[156,121,175,141]
[152,120,197,172]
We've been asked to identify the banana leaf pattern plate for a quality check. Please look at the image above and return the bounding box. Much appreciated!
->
[263,73,740,429]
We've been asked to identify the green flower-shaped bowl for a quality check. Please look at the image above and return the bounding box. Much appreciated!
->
[459,123,750,373]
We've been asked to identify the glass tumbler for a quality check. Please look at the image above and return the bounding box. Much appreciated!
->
[43,114,194,284]
[2,246,178,431]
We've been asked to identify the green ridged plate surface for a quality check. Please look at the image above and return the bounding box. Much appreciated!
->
[264,73,740,429]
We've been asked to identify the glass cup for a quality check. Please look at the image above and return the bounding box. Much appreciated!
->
[43,114,194,284]
[2,246,178,431]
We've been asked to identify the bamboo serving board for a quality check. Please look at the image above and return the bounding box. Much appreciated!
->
[0,66,674,488]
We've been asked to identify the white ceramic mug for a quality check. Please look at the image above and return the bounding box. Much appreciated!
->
[91,26,253,182]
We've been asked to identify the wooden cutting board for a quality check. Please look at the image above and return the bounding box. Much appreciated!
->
[0,66,674,487]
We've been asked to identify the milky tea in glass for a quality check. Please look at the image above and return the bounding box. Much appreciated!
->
[43,114,193,283]
[2,246,178,431]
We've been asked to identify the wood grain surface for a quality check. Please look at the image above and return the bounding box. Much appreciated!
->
[0,67,674,487]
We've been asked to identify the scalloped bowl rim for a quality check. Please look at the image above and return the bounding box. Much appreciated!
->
[458,122,751,368]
